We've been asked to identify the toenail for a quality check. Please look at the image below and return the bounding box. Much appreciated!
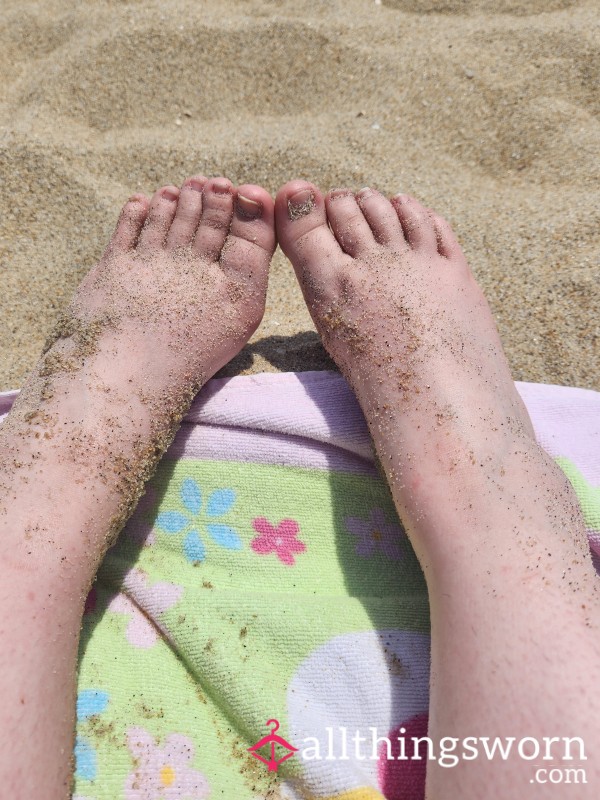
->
[237,194,262,219]
[162,187,179,201]
[356,187,374,200]
[211,179,232,194]
[287,188,315,220]
[128,194,144,203]
[187,179,205,193]
[329,188,353,200]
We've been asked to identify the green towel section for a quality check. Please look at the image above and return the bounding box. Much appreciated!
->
[557,457,600,533]
[74,459,428,800]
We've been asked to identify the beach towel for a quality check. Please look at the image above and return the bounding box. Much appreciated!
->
[1,371,599,800]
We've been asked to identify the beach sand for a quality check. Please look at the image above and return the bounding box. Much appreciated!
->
[1,0,598,391]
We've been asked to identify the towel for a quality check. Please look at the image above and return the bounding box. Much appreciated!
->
[1,371,598,800]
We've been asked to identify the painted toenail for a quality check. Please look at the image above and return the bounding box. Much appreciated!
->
[237,194,261,219]
[211,179,231,194]
[162,188,179,201]
[287,189,315,220]
[187,179,204,192]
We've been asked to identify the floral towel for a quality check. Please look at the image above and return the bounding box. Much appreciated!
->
[1,371,599,800]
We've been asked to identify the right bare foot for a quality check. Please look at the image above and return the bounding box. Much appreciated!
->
[276,181,600,797]
[275,181,585,565]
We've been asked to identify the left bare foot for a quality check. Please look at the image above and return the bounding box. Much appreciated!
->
[0,174,276,798]
[4,175,277,565]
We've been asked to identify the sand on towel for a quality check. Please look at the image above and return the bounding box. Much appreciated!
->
[0,0,598,391]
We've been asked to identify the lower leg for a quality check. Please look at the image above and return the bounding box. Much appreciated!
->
[275,181,600,796]
[0,176,276,798]
[425,448,599,794]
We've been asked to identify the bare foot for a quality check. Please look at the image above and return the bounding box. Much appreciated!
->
[275,181,575,558]
[276,181,600,797]
[5,175,276,561]
[0,176,275,797]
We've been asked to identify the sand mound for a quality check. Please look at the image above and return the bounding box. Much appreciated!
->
[383,0,578,14]
[1,0,598,390]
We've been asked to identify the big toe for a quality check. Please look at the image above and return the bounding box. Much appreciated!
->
[218,184,276,292]
[275,181,348,297]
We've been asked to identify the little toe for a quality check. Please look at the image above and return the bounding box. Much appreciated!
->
[325,189,376,257]
[391,194,438,251]
[355,187,406,248]
[193,177,235,261]
[431,212,462,259]
[137,185,180,253]
[109,194,150,252]
[219,185,276,285]
[165,176,206,249]
[275,181,346,289]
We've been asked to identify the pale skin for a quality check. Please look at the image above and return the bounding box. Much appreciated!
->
[0,174,598,798]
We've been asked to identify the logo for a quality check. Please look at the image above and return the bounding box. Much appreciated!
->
[247,719,298,772]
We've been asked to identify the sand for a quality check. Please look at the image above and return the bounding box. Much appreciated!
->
[1,0,598,391]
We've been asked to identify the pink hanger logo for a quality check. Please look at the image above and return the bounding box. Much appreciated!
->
[247,719,298,772]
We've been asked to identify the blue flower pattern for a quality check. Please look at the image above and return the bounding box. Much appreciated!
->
[156,478,242,563]
[74,689,109,781]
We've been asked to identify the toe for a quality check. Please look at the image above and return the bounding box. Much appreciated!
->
[431,212,462,259]
[391,194,438,251]
[275,180,346,291]
[325,189,377,257]
[165,176,206,249]
[355,187,406,248]
[109,194,150,251]
[193,177,235,261]
[137,185,180,252]
[219,185,276,286]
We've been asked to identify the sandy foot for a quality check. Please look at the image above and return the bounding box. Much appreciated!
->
[4,176,276,560]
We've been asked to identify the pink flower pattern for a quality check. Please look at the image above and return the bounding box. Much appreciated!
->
[345,508,404,560]
[125,727,210,800]
[108,568,183,649]
[251,518,306,565]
